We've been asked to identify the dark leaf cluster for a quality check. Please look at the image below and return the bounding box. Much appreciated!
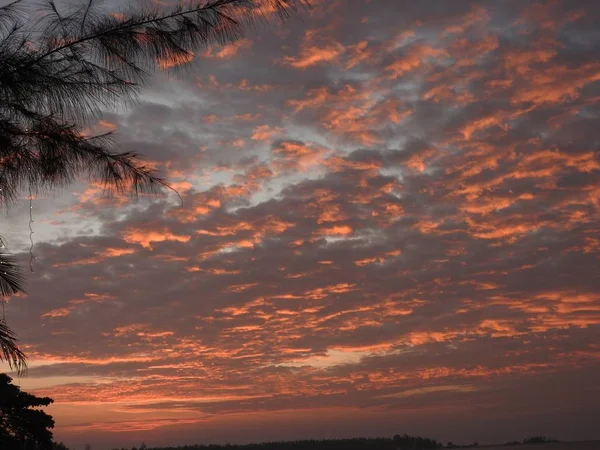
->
[0,373,55,450]
[0,319,27,374]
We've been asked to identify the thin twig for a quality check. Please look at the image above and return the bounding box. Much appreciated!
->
[28,186,35,273]
[166,184,184,208]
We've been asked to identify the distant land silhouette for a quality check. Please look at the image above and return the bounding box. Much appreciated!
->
[104,435,600,450]
[111,435,443,450]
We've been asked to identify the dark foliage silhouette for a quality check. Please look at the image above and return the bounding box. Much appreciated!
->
[0,318,26,374]
[0,373,55,450]
[0,247,27,372]
[0,0,306,367]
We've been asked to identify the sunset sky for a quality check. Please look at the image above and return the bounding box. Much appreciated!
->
[2,0,600,448]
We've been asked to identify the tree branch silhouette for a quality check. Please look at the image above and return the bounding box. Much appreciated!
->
[0,0,307,368]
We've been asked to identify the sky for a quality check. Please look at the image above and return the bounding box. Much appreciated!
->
[1,0,600,448]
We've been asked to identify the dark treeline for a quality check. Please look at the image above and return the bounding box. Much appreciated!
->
[109,435,565,450]
[505,437,559,446]
[112,435,444,450]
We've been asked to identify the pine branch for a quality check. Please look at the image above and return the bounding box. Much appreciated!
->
[1,0,307,206]
[0,0,25,33]
[24,0,303,70]
[1,111,168,205]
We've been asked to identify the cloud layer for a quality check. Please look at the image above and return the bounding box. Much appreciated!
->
[2,0,600,448]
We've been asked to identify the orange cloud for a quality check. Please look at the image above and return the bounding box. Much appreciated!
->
[123,228,191,250]
[157,51,195,70]
[252,124,285,141]
[281,28,344,68]
[225,283,259,293]
[41,308,73,319]
[317,225,353,236]
[201,39,253,59]
[272,141,329,171]
[385,44,448,79]
[345,40,372,69]
[283,43,345,69]
[511,63,600,106]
